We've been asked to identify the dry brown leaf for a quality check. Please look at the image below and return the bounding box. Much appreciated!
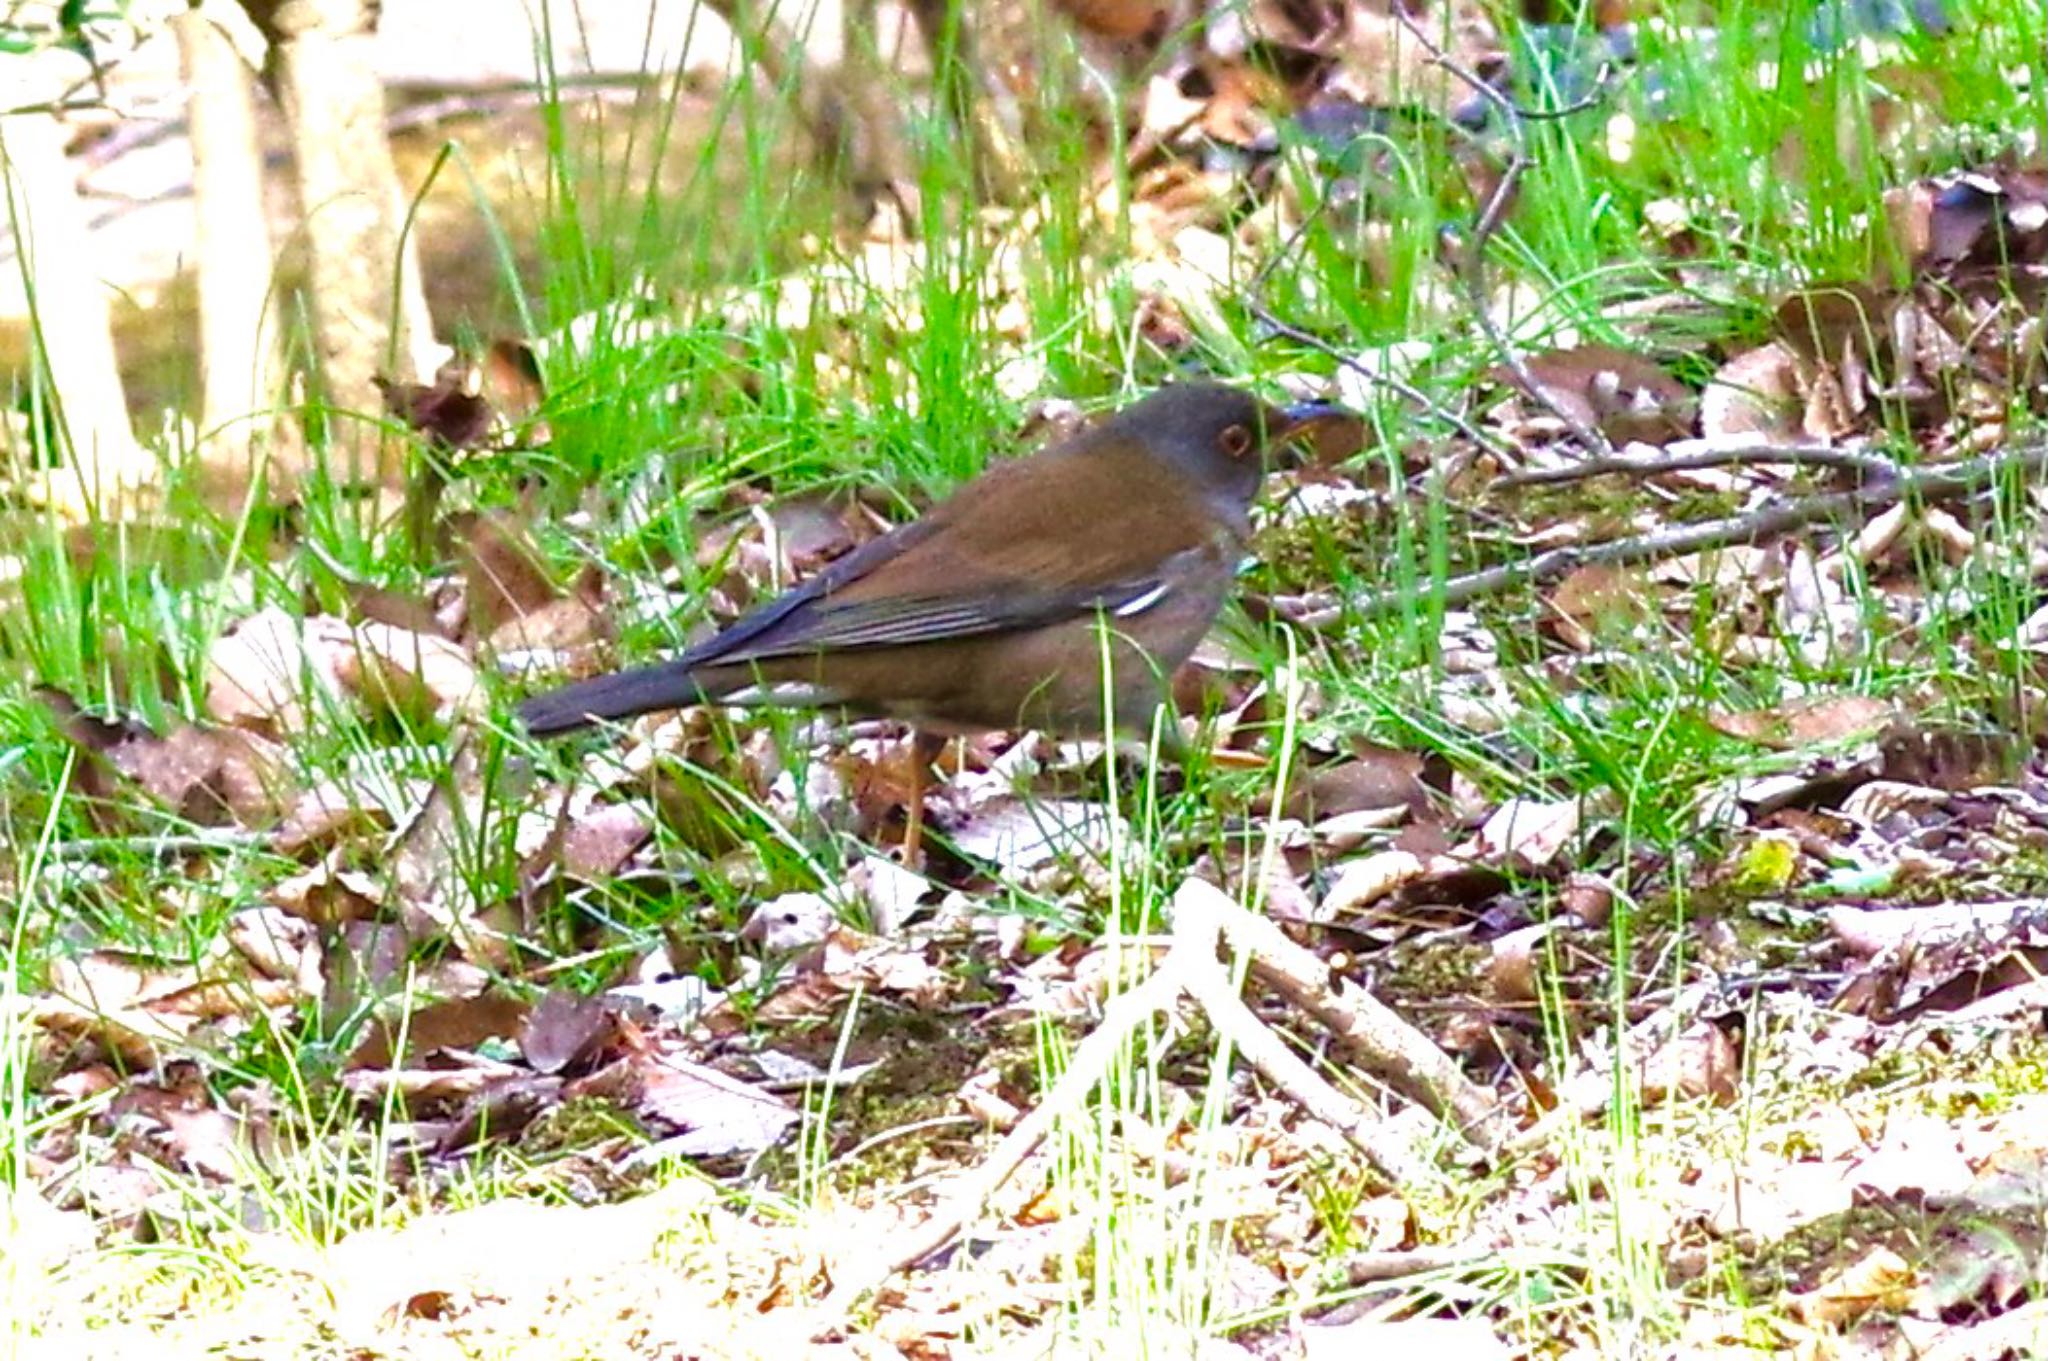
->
[44,689,293,827]
[1708,694,1893,749]
[1324,4,1494,112]
[576,1049,798,1159]
[1785,1247,1916,1327]
[1052,0,1170,40]
[268,857,384,925]
[521,989,615,1075]
[1700,342,1806,443]
[558,802,654,881]
[1260,746,1432,823]
[37,949,297,1066]
[225,908,324,997]
[1466,796,1582,872]
[1318,849,1433,919]
[848,854,929,935]
[347,992,532,1071]
[376,355,496,451]
[339,622,483,721]
[1499,345,1694,445]
[1546,564,1655,651]
[274,775,420,855]
[204,607,355,735]
[485,592,610,657]
[1640,1019,1741,1104]
[946,796,1123,876]
[454,509,564,641]
[816,924,951,1007]
[114,1082,253,1182]
[1487,923,1553,1005]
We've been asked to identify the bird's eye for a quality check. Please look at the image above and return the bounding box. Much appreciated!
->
[1219,424,1254,458]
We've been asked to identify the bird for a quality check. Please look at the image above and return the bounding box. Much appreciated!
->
[517,381,1340,860]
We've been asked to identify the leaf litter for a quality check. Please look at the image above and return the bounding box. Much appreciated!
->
[20,1,2048,1356]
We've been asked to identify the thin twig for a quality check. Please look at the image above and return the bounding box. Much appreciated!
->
[1317,435,2048,619]
[1390,8,1617,458]
[1244,188,1514,461]
[1493,438,1901,489]
[38,830,272,861]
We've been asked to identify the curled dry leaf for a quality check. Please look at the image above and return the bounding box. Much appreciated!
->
[456,509,614,665]
[1498,344,1695,445]
[849,854,929,935]
[339,622,483,722]
[1701,341,1807,443]
[1546,564,1655,652]
[608,972,721,1030]
[945,796,1125,877]
[225,907,323,998]
[1322,3,1494,111]
[588,1051,799,1161]
[454,508,567,640]
[204,606,354,735]
[268,856,384,924]
[522,988,615,1075]
[1465,796,1582,872]
[817,925,951,1007]
[39,948,301,1067]
[1319,849,1435,920]
[1559,873,1614,929]
[1051,0,1169,40]
[1487,923,1554,1006]
[1639,1018,1741,1104]
[375,354,496,451]
[957,1066,1029,1130]
[1260,746,1433,824]
[558,802,654,881]
[735,924,953,1029]
[1774,542,1865,667]
[1784,1247,1917,1328]
[274,774,431,855]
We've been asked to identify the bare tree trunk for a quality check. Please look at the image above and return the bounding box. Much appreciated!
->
[173,9,301,502]
[249,0,438,490]
[0,112,150,516]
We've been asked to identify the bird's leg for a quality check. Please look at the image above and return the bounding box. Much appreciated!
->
[899,729,948,868]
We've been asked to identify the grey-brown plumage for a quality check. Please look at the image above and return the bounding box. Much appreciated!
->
[518,383,1332,743]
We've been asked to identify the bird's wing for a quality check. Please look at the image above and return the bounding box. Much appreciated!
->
[684,449,1228,666]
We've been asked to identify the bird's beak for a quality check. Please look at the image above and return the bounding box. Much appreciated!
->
[1270,399,1357,463]
[1277,399,1349,438]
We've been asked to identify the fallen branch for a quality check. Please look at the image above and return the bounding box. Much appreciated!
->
[816,876,1500,1323]
[1310,434,2048,621]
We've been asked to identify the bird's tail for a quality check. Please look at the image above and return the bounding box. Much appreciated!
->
[517,662,709,736]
